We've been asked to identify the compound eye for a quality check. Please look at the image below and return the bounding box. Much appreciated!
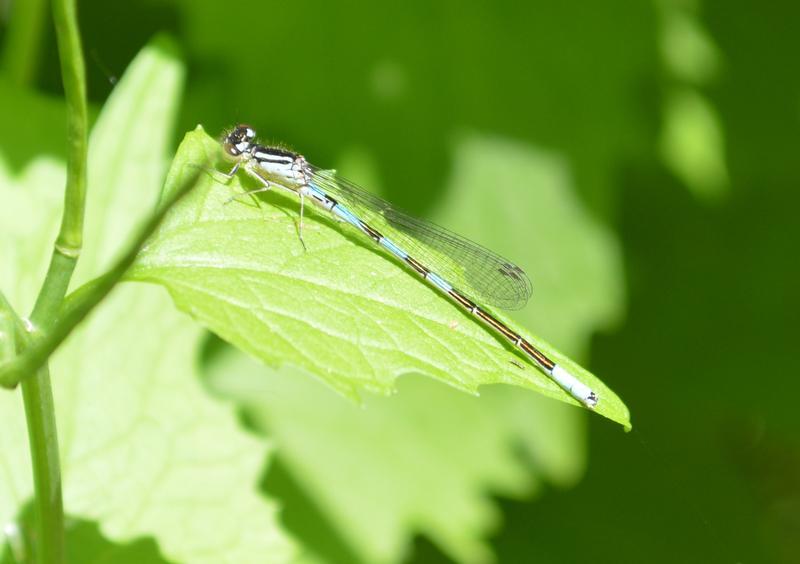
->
[233,124,256,142]
[223,140,240,157]
[222,125,257,159]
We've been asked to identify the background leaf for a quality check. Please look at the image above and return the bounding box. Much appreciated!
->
[0,38,294,563]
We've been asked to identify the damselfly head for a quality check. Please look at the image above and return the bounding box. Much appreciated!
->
[222,124,257,158]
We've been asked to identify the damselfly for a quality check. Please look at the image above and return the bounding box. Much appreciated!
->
[218,125,598,408]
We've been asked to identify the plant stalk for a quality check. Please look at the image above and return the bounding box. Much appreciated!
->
[21,369,64,564]
[19,0,89,560]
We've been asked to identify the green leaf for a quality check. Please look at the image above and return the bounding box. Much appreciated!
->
[208,355,586,564]
[658,3,722,85]
[0,88,66,316]
[202,136,626,563]
[0,37,294,562]
[130,129,629,427]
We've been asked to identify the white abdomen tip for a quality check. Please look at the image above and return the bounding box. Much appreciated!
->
[550,364,598,409]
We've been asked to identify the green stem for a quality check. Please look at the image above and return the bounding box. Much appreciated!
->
[51,0,89,257]
[16,0,89,561]
[29,253,78,335]
[27,0,89,330]
[21,370,64,564]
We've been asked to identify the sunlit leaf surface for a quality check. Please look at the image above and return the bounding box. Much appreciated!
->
[131,130,629,426]
[0,38,294,563]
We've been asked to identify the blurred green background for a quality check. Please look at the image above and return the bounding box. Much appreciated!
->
[2,0,799,562]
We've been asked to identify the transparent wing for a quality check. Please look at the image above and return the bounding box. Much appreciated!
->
[309,166,532,310]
